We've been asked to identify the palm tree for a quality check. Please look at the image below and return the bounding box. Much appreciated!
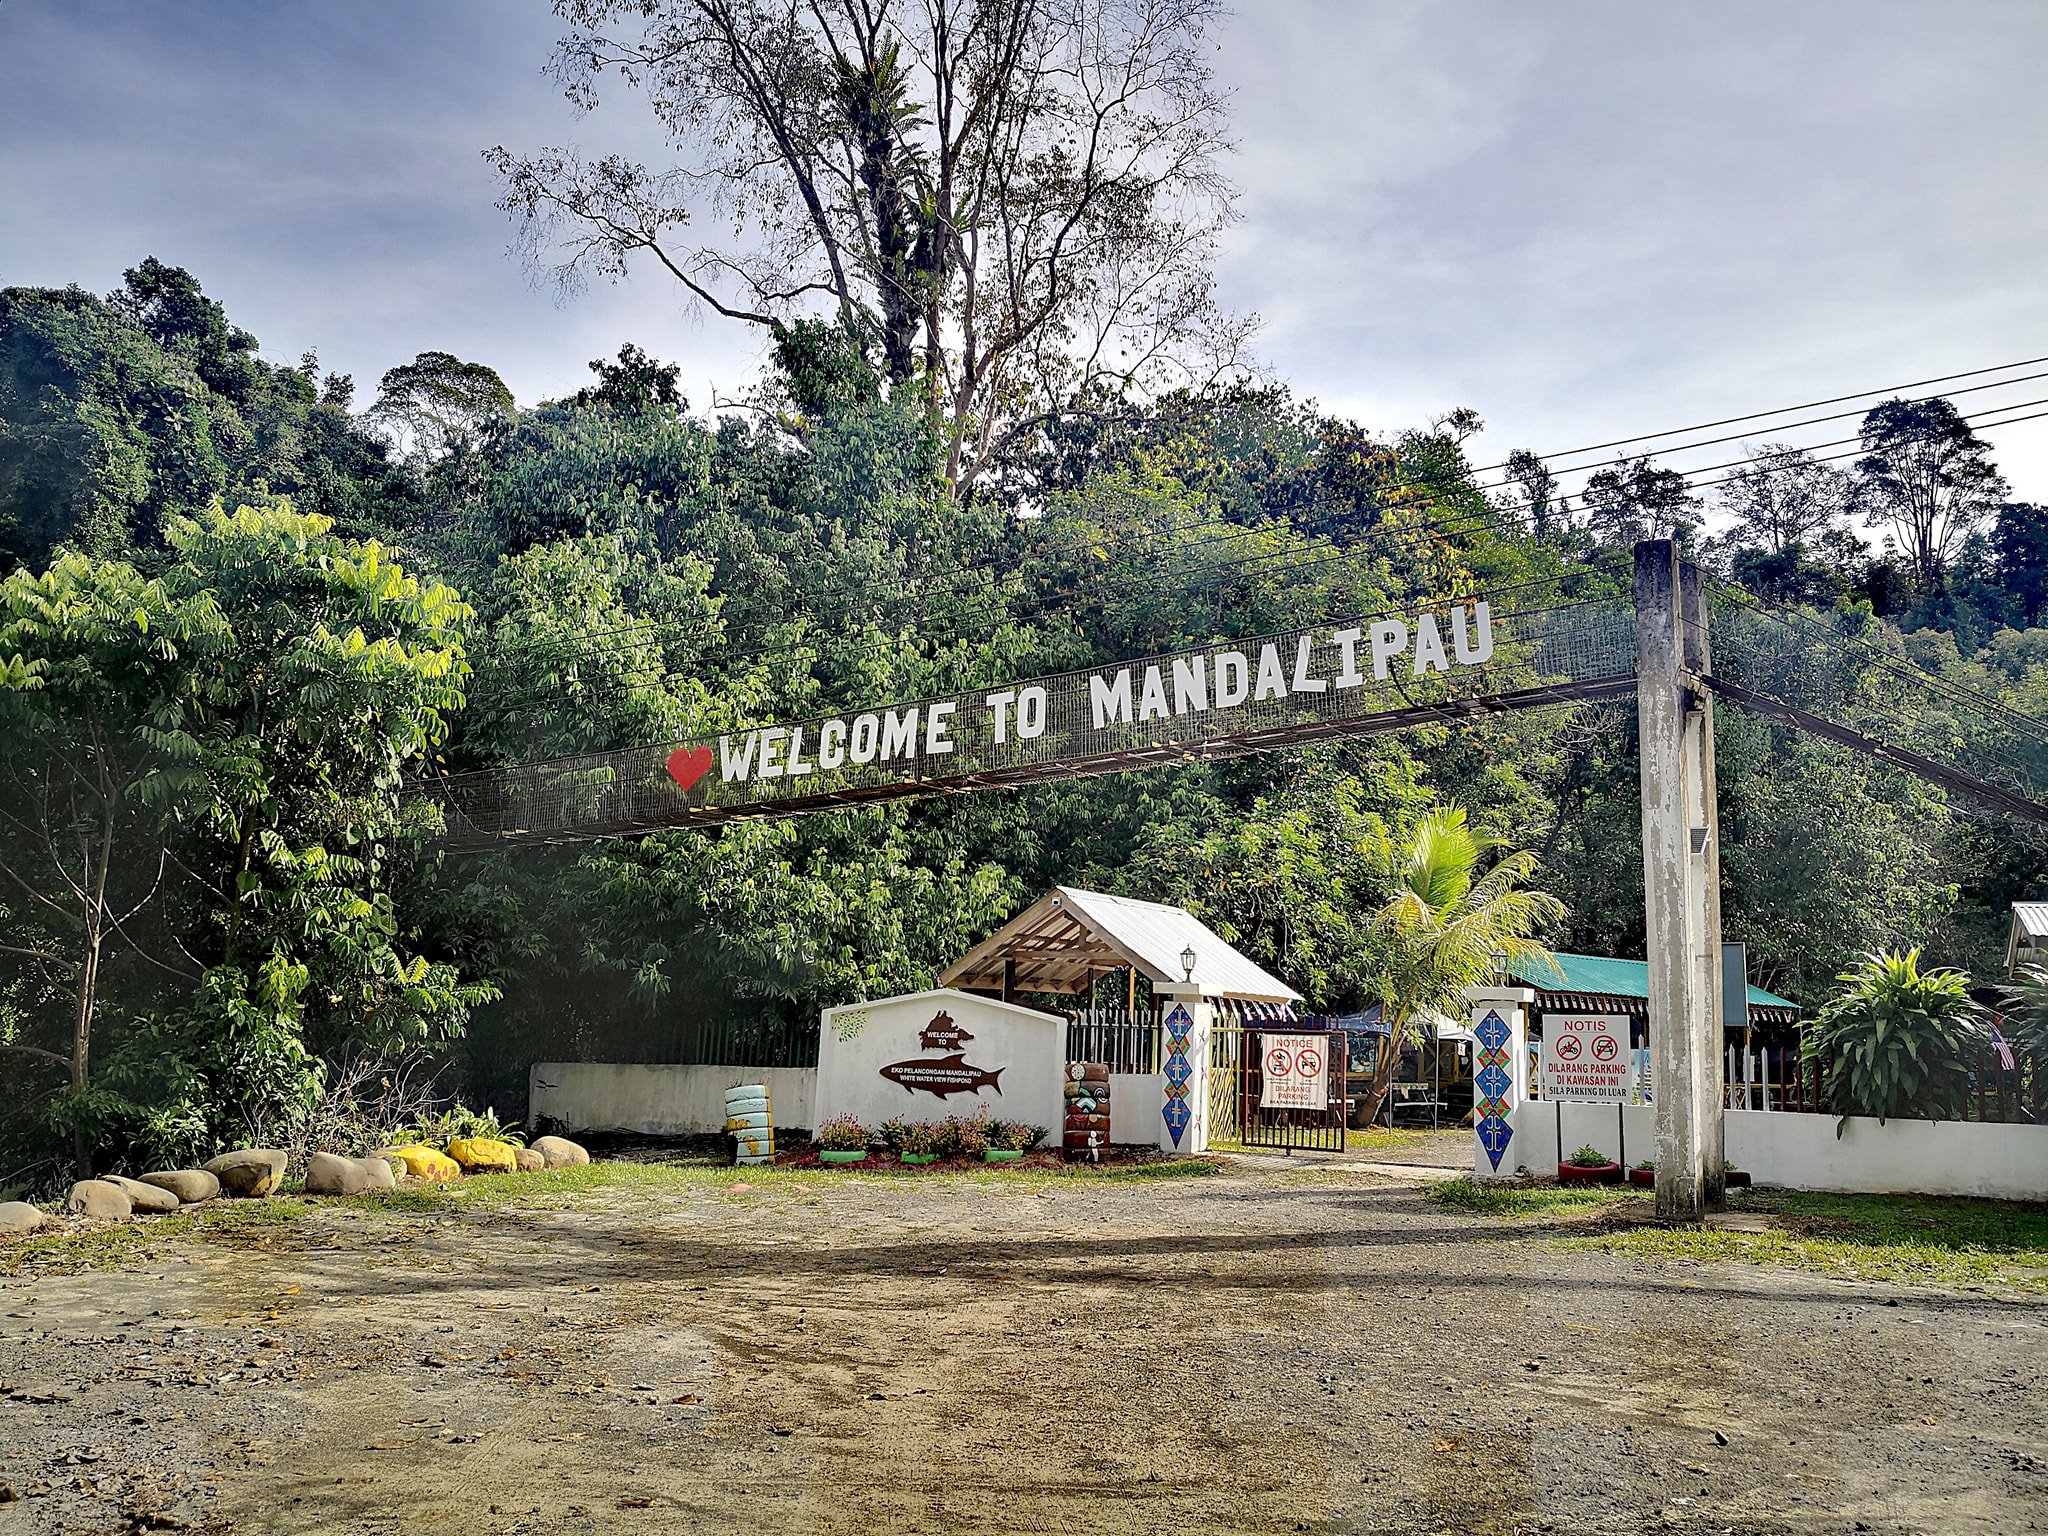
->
[1360,806,1566,1126]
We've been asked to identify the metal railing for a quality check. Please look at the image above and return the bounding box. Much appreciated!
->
[1063,1007,1160,1074]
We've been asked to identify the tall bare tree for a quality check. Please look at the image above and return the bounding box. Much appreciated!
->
[1854,396,2009,591]
[1716,442,1853,554]
[488,0,1250,491]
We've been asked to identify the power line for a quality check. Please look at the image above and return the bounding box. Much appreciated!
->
[1474,352,2048,470]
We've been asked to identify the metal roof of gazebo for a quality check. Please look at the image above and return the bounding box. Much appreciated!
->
[1511,951,1799,1028]
[939,886,1302,1005]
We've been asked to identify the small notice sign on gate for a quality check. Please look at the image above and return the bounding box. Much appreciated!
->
[1259,1033,1328,1110]
[1540,1015,1632,1101]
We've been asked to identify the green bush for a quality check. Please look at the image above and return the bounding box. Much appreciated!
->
[989,1119,1046,1152]
[1804,949,1985,1129]
[395,1105,524,1149]
[815,1115,869,1152]
[1566,1144,1611,1168]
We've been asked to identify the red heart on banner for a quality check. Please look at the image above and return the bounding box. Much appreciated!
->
[666,746,714,793]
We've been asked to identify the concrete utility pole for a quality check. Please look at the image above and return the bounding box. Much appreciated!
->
[1635,540,1727,1222]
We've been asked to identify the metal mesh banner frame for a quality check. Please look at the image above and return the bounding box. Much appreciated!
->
[426,595,1638,850]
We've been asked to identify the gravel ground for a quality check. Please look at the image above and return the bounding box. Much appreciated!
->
[0,1153,2043,1536]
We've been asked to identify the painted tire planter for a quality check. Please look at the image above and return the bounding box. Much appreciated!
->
[1627,1167,1655,1188]
[1557,1161,1623,1185]
[983,1149,1024,1163]
[727,1084,774,1166]
[727,1110,773,1131]
[899,1153,939,1165]
[1723,1169,1752,1188]
[819,1150,868,1165]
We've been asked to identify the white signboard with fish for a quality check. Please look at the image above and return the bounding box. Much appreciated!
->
[815,988,1065,1139]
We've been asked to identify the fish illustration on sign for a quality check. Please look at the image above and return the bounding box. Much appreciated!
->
[878,1053,1005,1099]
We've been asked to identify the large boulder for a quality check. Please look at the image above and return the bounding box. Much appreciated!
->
[203,1149,287,1198]
[376,1144,461,1182]
[304,1151,376,1196]
[105,1176,180,1214]
[530,1136,590,1169]
[358,1154,399,1191]
[0,1201,51,1236]
[446,1137,519,1174]
[514,1147,546,1173]
[139,1169,219,1205]
[66,1180,132,1221]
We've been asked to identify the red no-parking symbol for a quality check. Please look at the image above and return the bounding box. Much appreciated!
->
[1266,1046,1294,1078]
[1592,1034,1619,1062]
[1295,1044,1324,1078]
[1555,1034,1582,1060]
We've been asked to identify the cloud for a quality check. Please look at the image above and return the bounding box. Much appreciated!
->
[2,0,2043,492]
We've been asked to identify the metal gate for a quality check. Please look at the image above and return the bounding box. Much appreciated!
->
[1239,1026,1348,1152]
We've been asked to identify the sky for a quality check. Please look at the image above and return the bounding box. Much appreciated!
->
[4,0,2046,500]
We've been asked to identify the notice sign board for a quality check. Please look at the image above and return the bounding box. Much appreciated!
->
[1540,1015,1631,1101]
[1259,1033,1329,1110]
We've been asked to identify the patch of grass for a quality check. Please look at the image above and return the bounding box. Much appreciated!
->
[1210,1127,1456,1158]
[1561,1192,2048,1293]
[3,1155,1231,1274]
[0,1198,314,1276]
[1346,1127,1455,1155]
[1427,1176,1646,1219]
[339,1154,1225,1212]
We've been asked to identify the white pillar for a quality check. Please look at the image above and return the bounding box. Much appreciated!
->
[1155,983,1211,1155]
[1467,985,1535,1180]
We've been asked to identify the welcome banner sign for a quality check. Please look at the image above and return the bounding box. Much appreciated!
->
[428,595,1636,849]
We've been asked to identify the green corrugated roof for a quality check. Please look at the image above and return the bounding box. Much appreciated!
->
[1511,951,1796,1011]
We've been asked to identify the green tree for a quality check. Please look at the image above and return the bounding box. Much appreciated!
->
[1358,805,1565,1124]
[0,265,419,569]
[0,552,226,1171]
[365,350,515,462]
[0,499,490,1176]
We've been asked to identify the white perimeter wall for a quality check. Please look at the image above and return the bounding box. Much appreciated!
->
[529,1060,1161,1144]
[530,1063,817,1136]
[1510,1101,2048,1201]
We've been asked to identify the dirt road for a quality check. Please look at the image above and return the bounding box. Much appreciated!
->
[1,1155,2042,1535]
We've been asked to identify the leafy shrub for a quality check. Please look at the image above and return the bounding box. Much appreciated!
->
[1805,949,1984,1128]
[954,1110,992,1160]
[892,1120,939,1156]
[1635,1159,1656,1171]
[990,1119,1046,1152]
[396,1104,525,1149]
[815,1114,869,1152]
[1566,1144,1612,1168]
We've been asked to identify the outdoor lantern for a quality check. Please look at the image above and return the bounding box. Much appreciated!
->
[1180,945,1197,982]
[1492,947,1510,985]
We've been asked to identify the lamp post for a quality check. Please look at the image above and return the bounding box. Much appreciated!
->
[1492,947,1511,987]
[1180,945,1197,984]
